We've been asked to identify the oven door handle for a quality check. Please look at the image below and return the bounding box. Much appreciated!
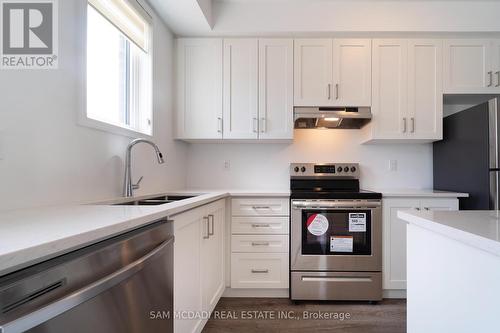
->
[292,200,381,209]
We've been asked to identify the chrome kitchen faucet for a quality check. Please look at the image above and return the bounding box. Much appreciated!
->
[123,139,165,197]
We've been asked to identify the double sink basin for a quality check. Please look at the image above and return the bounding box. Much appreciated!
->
[114,195,196,206]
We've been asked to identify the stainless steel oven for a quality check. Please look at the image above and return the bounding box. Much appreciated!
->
[290,163,382,301]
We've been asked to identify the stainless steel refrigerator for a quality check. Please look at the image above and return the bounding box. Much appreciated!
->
[434,98,500,210]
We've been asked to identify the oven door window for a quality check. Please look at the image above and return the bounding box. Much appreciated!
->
[301,209,372,255]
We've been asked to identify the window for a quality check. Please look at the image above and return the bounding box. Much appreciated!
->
[85,0,152,136]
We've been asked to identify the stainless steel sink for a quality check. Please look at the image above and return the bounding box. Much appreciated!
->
[115,195,196,206]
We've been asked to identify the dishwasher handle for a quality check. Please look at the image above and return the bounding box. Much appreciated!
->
[0,236,174,333]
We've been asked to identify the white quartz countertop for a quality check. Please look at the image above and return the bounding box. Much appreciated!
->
[0,191,228,276]
[372,189,469,198]
[398,210,500,257]
[0,186,466,277]
[0,189,292,276]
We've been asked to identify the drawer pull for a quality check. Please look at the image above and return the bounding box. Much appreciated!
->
[252,206,272,210]
[302,277,372,283]
[251,242,270,246]
[251,269,269,274]
[252,224,271,228]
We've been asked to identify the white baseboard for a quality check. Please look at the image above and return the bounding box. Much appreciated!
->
[222,288,289,298]
[383,289,407,299]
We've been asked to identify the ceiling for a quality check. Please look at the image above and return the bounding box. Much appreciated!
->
[148,0,500,37]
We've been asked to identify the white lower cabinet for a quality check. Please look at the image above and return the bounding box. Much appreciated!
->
[230,197,290,292]
[231,235,288,253]
[231,253,289,289]
[173,200,225,333]
[383,197,459,293]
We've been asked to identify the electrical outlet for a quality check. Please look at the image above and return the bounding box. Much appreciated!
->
[224,160,231,170]
[389,160,398,172]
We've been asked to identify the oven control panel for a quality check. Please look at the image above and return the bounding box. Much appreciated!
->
[290,163,360,178]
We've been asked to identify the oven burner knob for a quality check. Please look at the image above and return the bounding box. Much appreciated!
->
[301,166,307,173]
[344,167,350,173]
[294,167,300,173]
[351,166,357,173]
[337,167,343,173]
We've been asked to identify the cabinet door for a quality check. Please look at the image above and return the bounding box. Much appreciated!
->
[258,39,294,140]
[492,40,500,92]
[176,39,223,139]
[408,40,443,140]
[443,39,492,93]
[294,39,333,106]
[333,39,372,107]
[383,198,420,290]
[372,40,408,139]
[420,198,459,211]
[202,200,226,313]
[173,210,204,333]
[223,39,259,139]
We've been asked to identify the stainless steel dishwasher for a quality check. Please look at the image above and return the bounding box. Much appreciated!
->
[0,220,173,333]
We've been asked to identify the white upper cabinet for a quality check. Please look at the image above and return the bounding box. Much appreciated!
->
[333,39,372,107]
[407,40,443,140]
[294,39,372,107]
[368,39,442,142]
[493,40,500,90]
[176,39,223,140]
[294,39,333,106]
[371,39,408,139]
[258,39,294,140]
[443,39,494,93]
[223,39,259,139]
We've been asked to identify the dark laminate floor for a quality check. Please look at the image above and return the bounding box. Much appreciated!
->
[202,298,406,333]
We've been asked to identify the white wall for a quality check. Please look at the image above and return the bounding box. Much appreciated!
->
[0,0,187,211]
[185,130,433,191]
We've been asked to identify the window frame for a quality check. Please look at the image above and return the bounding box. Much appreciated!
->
[78,0,154,139]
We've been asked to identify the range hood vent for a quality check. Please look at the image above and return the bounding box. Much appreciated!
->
[294,107,372,129]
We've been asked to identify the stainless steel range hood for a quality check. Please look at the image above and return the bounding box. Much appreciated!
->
[294,107,372,129]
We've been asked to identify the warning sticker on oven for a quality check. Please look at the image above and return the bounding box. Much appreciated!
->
[330,236,354,252]
[306,214,329,236]
[349,213,367,232]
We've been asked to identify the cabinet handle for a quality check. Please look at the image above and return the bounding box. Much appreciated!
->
[402,118,407,133]
[203,216,210,239]
[327,84,331,100]
[208,214,214,236]
[217,117,223,133]
[252,224,271,228]
[415,207,421,211]
[424,207,430,211]
[335,84,339,100]
[253,118,259,133]
[488,71,493,87]
[496,71,500,87]
[251,269,269,274]
[251,242,270,246]
[411,117,415,133]
[260,118,267,133]
[252,205,271,210]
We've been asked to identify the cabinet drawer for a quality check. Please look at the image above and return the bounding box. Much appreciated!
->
[232,198,289,216]
[231,217,289,234]
[231,253,289,289]
[231,235,289,253]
